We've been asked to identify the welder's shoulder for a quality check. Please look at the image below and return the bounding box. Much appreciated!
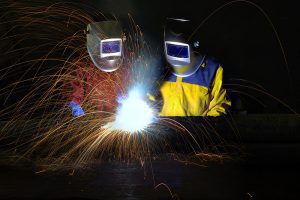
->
[73,60,96,69]
[202,56,221,71]
[189,56,220,87]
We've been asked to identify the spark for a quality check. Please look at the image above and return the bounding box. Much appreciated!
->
[107,87,155,133]
[0,1,237,170]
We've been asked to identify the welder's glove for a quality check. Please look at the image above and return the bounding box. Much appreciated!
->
[68,101,85,117]
[146,90,163,116]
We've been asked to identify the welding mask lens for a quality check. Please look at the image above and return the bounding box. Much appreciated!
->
[102,40,121,53]
[166,43,189,58]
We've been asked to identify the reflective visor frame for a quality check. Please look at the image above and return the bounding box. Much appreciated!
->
[165,41,190,64]
[100,38,122,58]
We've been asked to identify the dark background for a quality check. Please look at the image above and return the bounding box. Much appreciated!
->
[0,0,299,114]
[90,0,300,113]
[0,1,300,199]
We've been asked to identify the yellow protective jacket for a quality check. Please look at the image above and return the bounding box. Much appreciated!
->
[158,55,231,117]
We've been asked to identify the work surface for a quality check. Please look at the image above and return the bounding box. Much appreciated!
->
[0,114,299,199]
[0,156,299,200]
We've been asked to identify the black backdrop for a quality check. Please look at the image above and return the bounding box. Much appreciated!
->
[0,0,299,113]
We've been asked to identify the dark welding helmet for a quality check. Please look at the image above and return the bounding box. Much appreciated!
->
[164,18,202,77]
[86,21,124,72]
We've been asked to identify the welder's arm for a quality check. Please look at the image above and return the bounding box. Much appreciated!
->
[64,65,86,116]
[146,85,164,115]
[68,66,85,105]
[207,66,231,117]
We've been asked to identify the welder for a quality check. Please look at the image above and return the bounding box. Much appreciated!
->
[65,20,129,117]
[155,18,231,117]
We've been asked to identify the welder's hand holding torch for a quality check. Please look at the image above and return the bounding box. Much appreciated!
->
[68,101,85,117]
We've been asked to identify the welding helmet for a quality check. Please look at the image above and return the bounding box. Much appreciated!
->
[164,18,201,77]
[86,21,124,72]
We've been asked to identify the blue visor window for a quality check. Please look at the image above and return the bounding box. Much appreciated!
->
[166,43,189,58]
[102,40,121,53]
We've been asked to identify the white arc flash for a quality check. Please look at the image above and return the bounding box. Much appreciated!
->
[108,88,155,133]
